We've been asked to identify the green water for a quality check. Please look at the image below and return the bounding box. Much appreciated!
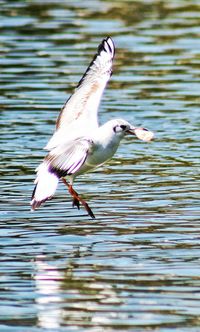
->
[0,0,200,331]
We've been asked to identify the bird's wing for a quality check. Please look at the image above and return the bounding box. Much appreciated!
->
[44,137,93,177]
[45,37,115,150]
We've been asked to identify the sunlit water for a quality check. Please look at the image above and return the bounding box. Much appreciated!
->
[0,0,200,331]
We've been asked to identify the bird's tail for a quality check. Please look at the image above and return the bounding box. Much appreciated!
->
[30,162,59,211]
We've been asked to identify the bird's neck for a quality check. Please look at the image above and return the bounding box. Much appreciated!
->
[93,122,122,149]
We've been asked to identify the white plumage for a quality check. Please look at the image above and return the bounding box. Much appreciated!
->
[31,163,59,206]
[31,37,154,218]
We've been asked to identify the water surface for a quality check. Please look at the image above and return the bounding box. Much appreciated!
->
[0,0,200,331]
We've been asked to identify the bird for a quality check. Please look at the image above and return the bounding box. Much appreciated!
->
[30,37,154,218]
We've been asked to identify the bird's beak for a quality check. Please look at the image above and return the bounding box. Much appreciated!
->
[127,126,154,142]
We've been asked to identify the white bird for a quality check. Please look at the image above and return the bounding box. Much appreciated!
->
[31,37,154,218]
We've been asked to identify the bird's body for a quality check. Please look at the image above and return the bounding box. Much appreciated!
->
[31,37,154,218]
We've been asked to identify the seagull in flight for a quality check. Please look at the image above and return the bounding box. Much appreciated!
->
[31,37,154,218]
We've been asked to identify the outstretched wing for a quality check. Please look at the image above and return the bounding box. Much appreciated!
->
[45,37,115,150]
[45,137,93,177]
[30,137,93,211]
[57,37,115,130]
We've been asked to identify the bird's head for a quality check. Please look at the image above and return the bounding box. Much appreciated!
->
[112,118,154,142]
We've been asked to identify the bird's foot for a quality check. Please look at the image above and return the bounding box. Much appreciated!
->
[70,186,95,219]
[72,197,80,210]
[62,178,95,219]
[80,198,95,219]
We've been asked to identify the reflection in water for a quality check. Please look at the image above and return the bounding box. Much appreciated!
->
[34,254,123,328]
[1,0,200,331]
[35,256,62,329]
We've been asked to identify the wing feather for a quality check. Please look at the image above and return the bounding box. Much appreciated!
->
[45,37,115,150]
[45,138,92,177]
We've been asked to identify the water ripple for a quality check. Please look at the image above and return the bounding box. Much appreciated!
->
[1,0,200,331]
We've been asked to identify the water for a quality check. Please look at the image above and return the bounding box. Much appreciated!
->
[0,0,200,331]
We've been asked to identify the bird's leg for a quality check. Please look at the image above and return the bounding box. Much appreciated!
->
[62,178,95,219]
[68,185,95,219]
[61,178,80,209]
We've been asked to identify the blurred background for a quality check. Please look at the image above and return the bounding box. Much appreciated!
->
[0,0,200,331]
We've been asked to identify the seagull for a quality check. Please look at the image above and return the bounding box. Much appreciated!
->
[30,37,154,218]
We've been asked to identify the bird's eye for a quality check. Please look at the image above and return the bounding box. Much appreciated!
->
[113,125,118,133]
[113,124,127,133]
[120,125,127,130]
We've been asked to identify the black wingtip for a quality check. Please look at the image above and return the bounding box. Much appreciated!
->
[30,183,51,211]
[98,36,115,58]
[30,184,43,211]
[30,196,52,211]
[76,36,115,89]
[30,198,42,211]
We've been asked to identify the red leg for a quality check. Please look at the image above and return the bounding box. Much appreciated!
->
[62,178,95,219]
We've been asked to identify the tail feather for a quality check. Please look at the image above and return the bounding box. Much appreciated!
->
[30,162,59,211]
